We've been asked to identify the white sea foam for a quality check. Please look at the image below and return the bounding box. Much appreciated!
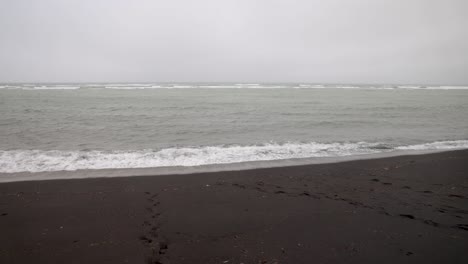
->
[395,85,468,90]
[104,86,154,90]
[198,85,239,88]
[395,140,468,150]
[397,85,422,89]
[2,84,468,90]
[0,85,82,90]
[104,83,153,87]
[427,86,468,90]
[297,84,326,88]
[34,86,80,90]
[14,86,82,90]
[171,85,196,88]
[334,85,362,89]
[1,140,467,173]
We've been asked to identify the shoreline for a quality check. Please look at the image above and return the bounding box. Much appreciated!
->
[1,149,467,263]
[1,148,467,183]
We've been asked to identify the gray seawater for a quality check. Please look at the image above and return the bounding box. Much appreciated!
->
[1,84,468,174]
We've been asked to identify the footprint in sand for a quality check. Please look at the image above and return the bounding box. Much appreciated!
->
[399,214,415,219]
[454,224,468,231]
[141,192,169,264]
[421,190,433,194]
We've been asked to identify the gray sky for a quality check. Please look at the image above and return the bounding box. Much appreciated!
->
[0,0,467,84]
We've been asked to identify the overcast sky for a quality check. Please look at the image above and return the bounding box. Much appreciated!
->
[0,0,467,84]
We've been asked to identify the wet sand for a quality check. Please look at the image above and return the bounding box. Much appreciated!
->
[1,150,467,264]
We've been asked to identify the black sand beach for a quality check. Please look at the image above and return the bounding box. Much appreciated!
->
[1,150,468,264]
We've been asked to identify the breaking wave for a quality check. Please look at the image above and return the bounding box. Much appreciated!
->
[1,140,467,173]
[1,84,468,90]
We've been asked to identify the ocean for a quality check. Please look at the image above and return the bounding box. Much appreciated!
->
[1,83,468,176]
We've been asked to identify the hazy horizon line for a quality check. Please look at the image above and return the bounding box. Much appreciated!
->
[1,81,467,86]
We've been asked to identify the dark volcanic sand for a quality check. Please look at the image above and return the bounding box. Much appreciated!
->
[1,150,468,264]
